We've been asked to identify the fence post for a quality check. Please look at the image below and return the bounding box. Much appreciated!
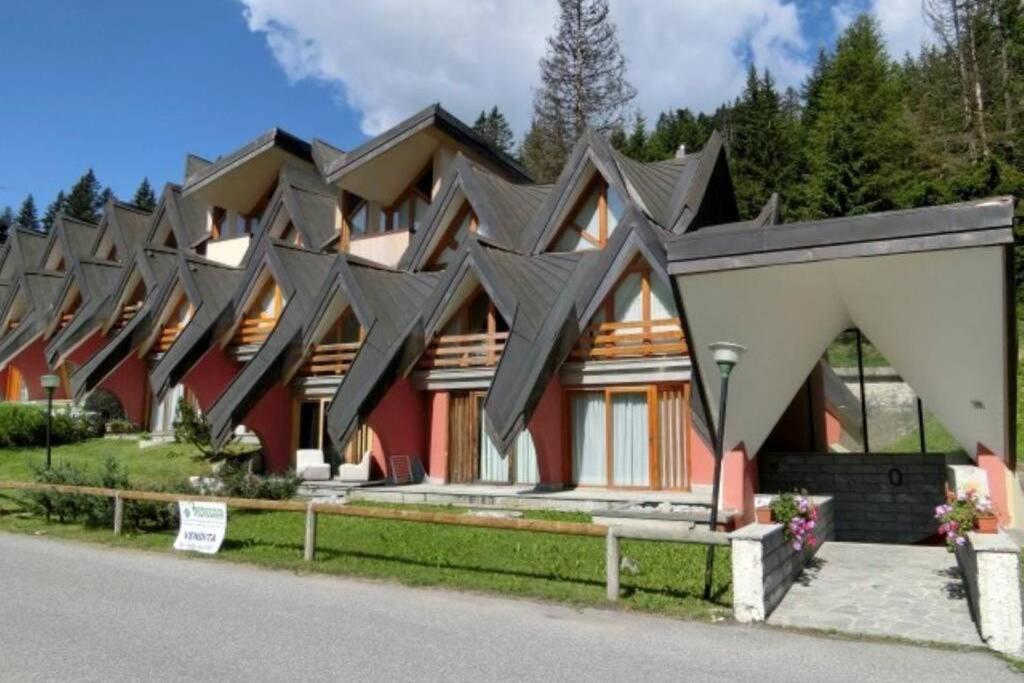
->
[304,501,318,561]
[112,494,123,536]
[606,527,619,601]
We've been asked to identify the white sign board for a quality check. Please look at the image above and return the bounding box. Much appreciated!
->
[174,501,227,554]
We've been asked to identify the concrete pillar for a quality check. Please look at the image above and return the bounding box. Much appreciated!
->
[112,495,124,536]
[605,528,619,601]
[303,502,318,562]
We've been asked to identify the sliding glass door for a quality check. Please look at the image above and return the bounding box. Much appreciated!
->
[569,385,689,489]
[448,392,540,485]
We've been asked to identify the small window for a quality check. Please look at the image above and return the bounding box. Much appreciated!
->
[551,176,622,252]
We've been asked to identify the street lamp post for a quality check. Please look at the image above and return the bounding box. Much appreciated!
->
[40,374,60,470]
[703,341,746,601]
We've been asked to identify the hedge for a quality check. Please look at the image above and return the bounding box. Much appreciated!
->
[0,404,103,448]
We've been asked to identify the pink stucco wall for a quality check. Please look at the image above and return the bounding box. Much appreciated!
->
[528,375,567,487]
[689,429,715,488]
[977,445,1010,524]
[8,338,68,401]
[423,390,449,482]
[181,346,241,412]
[366,378,426,480]
[722,445,756,527]
[62,329,107,369]
[241,380,292,473]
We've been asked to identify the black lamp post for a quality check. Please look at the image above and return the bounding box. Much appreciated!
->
[40,374,60,470]
[703,341,746,601]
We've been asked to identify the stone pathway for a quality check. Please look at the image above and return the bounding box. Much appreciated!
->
[768,542,981,647]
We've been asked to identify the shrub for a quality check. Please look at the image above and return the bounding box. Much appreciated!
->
[0,404,102,448]
[218,460,301,500]
[105,418,140,435]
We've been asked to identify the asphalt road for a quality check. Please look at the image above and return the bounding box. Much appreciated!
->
[0,532,1017,682]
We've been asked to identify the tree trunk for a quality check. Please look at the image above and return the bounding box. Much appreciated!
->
[963,0,989,156]
[951,0,978,159]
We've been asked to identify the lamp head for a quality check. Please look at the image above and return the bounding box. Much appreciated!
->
[708,342,746,377]
[40,374,60,392]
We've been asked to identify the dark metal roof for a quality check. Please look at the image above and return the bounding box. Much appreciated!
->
[667,196,1017,275]
[400,155,551,269]
[323,262,440,447]
[310,138,346,177]
[0,270,65,366]
[44,257,124,366]
[148,254,245,399]
[146,183,209,249]
[92,201,151,260]
[182,128,313,194]
[257,164,339,251]
[70,247,180,399]
[325,103,532,184]
[0,228,49,274]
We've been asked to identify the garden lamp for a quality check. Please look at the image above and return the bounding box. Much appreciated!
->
[703,341,746,600]
[40,374,60,470]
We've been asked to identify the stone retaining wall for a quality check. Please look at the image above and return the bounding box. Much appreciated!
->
[759,453,950,543]
[955,531,1023,654]
[729,496,835,623]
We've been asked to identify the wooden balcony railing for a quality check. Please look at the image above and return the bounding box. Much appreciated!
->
[7,320,19,332]
[58,311,75,330]
[298,341,362,376]
[571,318,687,361]
[232,314,277,347]
[419,331,508,369]
[155,322,186,354]
[114,302,143,332]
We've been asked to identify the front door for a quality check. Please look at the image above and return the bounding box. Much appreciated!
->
[448,393,479,483]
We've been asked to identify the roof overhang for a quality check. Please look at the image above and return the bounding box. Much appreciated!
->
[668,197,1017,465]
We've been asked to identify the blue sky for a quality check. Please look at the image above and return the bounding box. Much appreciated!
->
[0,0,920,216]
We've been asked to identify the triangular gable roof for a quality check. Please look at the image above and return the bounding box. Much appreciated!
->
[257,163,339,251]
[43,257,123,365]
[400,155,551,270]
[311,138,346,177]
[0,269,65,366]
[41,214,98,270]
[323,262,440,447]
[484,205,685,453]
[148,254,245,399]
[70,246,179,399]
[205,244,338,447]
[90,200,151,261]
[182,128,313,197]
[666,130,738,233]
[519,130,632,254]
[0,228,49,278]
[324,103,532,185]
[146,183,209,249]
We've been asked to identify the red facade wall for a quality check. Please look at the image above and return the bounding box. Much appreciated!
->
[8,338,68,401]
[181,346,242,412]
[241,380,293,473]
[367,378,427,480]
[97,352,150,427]
[527,375,567,487]
[424,390,449,482]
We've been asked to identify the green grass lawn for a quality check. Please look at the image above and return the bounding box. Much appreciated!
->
[0,500,732,619]
[0,438,210,487]
[885,414,967,455]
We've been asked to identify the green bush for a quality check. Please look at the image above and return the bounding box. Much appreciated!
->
[218,461,301,500]
[105,418,139,434]
[26,458,189,531]
[0,404,102,448]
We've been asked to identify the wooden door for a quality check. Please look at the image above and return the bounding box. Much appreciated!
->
[448,393,479,483]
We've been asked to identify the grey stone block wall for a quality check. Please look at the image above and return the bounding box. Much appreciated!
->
[730,496,834,623]
[759,453,947,543]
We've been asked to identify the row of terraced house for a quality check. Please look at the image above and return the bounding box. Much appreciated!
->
[0,103,1018,529]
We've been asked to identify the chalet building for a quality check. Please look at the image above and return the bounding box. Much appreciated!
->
[0,103,1016,531]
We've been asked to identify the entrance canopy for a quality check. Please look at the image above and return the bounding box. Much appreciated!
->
[667,197,1017,462]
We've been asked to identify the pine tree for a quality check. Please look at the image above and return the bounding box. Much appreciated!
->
[130,178,157,212]
[523,0,636,181]
[729,67,802,219]
[473,107,515,154]
[16,195,39,231]
[42,191,67,233]
[64,169,103,223]
[0,207,13,243]
[621,112,648,161]
[802,16,914,218]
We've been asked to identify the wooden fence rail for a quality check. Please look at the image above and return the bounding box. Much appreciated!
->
[0,480,730,601]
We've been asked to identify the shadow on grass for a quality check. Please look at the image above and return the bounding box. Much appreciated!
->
[219,537,731,605]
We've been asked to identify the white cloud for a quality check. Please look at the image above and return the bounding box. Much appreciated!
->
[870,0,932,59]
[240,0,811,137]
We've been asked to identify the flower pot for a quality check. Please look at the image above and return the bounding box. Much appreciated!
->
[975,514,998,533]
[756,506,773,524]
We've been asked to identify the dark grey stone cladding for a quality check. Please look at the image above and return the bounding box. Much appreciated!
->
[758,453,952,544]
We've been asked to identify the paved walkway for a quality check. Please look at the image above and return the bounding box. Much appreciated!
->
[768,542,981,646]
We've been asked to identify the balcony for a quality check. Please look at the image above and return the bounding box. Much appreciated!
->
[571,319,687,361]
[114,302,143,332]
[419,331,509,369]
[232,314,277,347]
[298,341,362,376]
[155,322,186,354]
[58,312,75,330]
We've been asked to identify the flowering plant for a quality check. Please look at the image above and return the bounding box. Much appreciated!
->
[769,492,818,552]
[935,489,993,550]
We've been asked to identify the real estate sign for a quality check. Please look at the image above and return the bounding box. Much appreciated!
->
[173,501,227,554]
